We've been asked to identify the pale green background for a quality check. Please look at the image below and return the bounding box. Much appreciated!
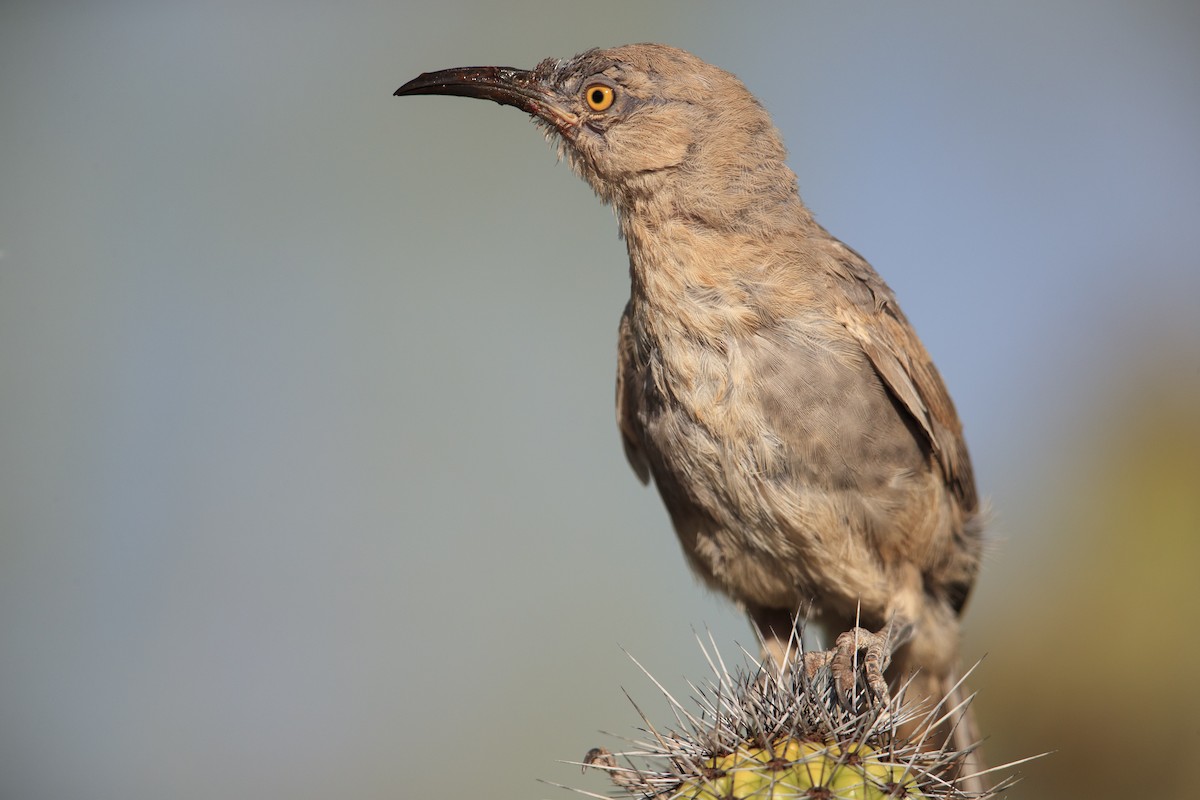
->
[2,2,1198,799]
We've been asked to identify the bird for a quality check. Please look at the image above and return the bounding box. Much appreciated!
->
[394,43,986,777]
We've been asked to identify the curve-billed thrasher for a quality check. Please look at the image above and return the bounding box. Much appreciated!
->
[395,43,985,771]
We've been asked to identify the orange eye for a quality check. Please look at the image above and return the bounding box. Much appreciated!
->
[584,84,614,111]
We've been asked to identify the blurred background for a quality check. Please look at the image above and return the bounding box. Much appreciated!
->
[2,1,1197,798]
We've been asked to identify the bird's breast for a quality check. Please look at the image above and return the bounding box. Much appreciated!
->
[624,294,785,522]
[625,290,934,520]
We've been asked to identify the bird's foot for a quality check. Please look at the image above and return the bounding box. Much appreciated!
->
[802,625,906,709]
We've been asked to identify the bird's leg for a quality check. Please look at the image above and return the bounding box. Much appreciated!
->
[747,606,801,673]
[805,621,912,708]
[748,607,905,705]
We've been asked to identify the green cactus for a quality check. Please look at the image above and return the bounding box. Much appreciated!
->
[665,740,926,799]
[574,638,1027,800]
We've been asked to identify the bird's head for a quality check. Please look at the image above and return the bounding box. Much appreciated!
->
[395,44,796,219]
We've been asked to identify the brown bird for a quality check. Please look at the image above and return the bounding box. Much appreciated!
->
[395,43,985,775]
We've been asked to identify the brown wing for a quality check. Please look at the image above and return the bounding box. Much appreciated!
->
[616,302,650,484]
[823,238,978,512]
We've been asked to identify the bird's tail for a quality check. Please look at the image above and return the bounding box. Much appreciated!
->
[916,666,984,796]
[892,660,987,796]
[940,668,987,796]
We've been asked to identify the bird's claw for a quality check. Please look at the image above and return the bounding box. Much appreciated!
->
[804,626,901,709]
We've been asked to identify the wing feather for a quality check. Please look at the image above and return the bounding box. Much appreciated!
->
[824,239,978,511]
[616,303,650,484]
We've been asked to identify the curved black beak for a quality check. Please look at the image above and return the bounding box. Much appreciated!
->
[394,66,578,131]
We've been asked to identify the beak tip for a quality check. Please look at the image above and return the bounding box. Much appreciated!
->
[393,77,421,97]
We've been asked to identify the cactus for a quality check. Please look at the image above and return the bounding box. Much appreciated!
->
[572,635,1030,800]
[653,739,928,800]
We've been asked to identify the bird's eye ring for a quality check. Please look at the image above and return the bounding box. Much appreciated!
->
[584,84,615,112]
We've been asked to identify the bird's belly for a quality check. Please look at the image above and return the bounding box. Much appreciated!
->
[633,331,937,615]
